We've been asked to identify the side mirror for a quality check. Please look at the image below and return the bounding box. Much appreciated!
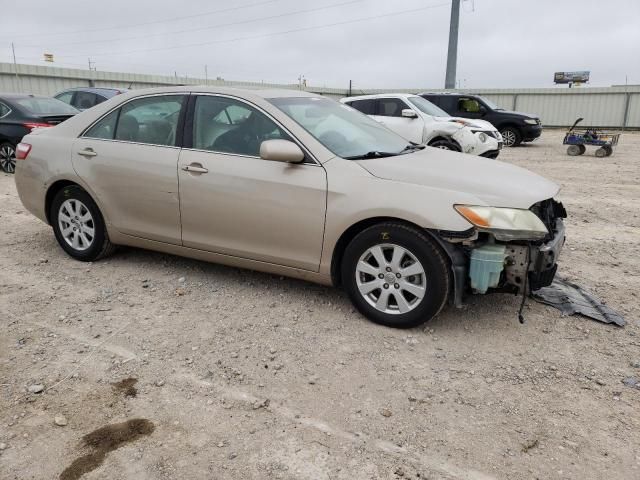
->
[260,139,305,164]
[401,109,418,119]
[479,105,488,115]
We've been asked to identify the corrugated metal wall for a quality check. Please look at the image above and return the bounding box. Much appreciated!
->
[2,62,639,127]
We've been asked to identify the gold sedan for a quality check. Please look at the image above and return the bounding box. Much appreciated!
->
[15,87,565,328]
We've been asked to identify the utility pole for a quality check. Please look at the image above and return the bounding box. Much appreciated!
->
[444,0,460,90]
[11,42,21,92]
[204,65,208,85]
[88,58,96,71]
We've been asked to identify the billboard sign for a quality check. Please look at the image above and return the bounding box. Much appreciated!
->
[554,71,590,84]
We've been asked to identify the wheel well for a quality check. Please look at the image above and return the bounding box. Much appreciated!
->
[428,136,451,145]
[498,123,520,133]
[45,180,81,225]
[330,217,446,287]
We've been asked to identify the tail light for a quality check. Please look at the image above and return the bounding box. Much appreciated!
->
[23,122,52,131]
[16,143,32,160]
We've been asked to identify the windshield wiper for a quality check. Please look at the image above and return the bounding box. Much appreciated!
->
[400,143,425,153]
[345,144,426,160]
[344,151,400,160]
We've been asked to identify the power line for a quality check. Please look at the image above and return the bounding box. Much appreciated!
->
[0,0,283,40]
[45,2,452,60]
[19,0,366,49]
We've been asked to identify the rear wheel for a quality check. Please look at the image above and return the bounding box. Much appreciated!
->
[0,142,16,173]
[50,185,116,261]
[603,145,613,156]
[429,139,461,152]
[341,223,450,328]
[567,144,585,156]
[595,147,608,158]
[500,127,521,147]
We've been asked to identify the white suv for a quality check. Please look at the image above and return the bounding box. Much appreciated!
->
[341,93,503,158]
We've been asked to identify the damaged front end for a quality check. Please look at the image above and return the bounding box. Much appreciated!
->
[436,199,567,307]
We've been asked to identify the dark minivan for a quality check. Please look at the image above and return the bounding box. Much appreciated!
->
[420,93,542,147]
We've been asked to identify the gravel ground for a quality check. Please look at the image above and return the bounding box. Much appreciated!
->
[1,130,639,480]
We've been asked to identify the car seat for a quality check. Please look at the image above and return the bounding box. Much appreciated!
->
[116,114,140,142]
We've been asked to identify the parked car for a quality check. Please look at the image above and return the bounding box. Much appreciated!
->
[419,93,542,147]
[14,87,565,328]
[0,94,78,173]
[54,87,127,111]
[341,93,502,158]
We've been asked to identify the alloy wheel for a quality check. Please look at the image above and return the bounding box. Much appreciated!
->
[501,130,516,147]
[58,199,95,251]
[355,243,426,314]
[0,144,15,173]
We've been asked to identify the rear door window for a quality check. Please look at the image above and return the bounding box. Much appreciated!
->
[115,95,185,146]
[346,99,377,115]
[84,110,119,140]
[55,91,74,106]
[435,96,457,113]
[457,97,482,114]
[74,91,102,110]
[0,102,11,118]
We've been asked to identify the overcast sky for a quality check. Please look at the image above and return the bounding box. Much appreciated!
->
[2,0,639,89]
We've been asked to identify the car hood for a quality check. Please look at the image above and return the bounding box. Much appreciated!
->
[356,149,559,209]
[493,109,538,119]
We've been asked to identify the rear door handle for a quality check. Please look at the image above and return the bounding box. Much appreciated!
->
[78,148,97,157]
[182,163,209,174]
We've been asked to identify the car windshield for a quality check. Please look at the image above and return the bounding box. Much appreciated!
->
[14,97,79,115]
[407,96,450,117]
[268,96,411,159]
[478,96,500,110]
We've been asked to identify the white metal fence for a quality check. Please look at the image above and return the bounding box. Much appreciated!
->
[2,62,639,128]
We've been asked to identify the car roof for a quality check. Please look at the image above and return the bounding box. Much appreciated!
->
[419,92,475,96]
[111,85,321,100]
[342,93,420,102]
[57,87,128,97]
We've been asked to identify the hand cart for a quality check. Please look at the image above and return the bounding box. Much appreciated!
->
[563,118,620,157]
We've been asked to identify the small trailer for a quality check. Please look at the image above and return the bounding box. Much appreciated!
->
[563,118,620,157]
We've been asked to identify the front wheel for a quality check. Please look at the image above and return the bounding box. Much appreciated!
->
[429,139,461,151]
[50,185,116,261]
[0,142,16,173]
[341,223,450,328]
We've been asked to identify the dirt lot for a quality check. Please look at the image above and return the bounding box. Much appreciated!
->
[1,130,639,480]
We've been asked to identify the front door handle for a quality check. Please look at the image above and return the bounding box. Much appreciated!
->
[182,163,209,174]
[78,148,97,157]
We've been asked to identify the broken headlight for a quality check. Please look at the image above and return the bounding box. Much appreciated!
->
[454,205,548,241]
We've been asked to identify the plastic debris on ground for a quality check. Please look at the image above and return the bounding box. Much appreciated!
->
[532,277,625,327]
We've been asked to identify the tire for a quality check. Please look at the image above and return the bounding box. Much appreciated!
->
[0,142,16,174]
[429,139,461,151]
[603,145,613,157]
[341,223,450,328]
[566,145,583,156]
[50,185,116,261]
[500,127,522,147]
[578,144,586,155]
[595,147,607,158]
